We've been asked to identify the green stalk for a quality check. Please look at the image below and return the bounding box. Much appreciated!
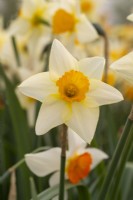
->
[93,23,109,82]
[11,36,21,66]
[59,124,68,200]
[99,105,133,200]
[109,126,133,200]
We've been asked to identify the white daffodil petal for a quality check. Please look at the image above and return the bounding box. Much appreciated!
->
[49,172,68,200]
[18,72,57,102]
[76,14,99,43]
[68,128,86,154]
[49,39,78,80]
[66,103,99,144]
[85,148,108,169]
[79,57,105,80]
[36,97,68,135]
[25,148,61,177]
[127,13,133,22]
[110,51,133,85]
[87,79,123,106]
[49,171,60,187]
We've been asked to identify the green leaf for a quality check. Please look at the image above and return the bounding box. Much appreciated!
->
[121,162,133,200]
[30,177,38,200]
[0,64,32,199]
[0,64,32,157]
[99,106,133,200]
[77,185,91,200]
[36,181,80,200]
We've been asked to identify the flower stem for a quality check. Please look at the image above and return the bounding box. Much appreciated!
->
[93,23,109,82]
[11,36,21,67]
[59,124,68,200]
[99,105,133,200]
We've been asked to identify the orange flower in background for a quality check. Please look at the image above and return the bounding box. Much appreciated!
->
[25,129,108,184]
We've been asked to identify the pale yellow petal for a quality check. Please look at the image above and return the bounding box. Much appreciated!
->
[25,148,61,177]
[18,72,57,102]
[66,103,99,144]
[49,39,78,80]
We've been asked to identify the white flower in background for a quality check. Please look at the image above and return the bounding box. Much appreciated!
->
[25,129,108,184]
[110,51,133,85]
[127,13,133,21]
[9,0,51,42]
[50,0,99,43]
[80,0,106,22]
[19,39,123,143]
[16,88,36,126]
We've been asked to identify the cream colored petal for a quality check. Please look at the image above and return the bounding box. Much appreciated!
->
[36,97,69,135]
[18,72,57,102]
[76,14,99,43]
[66,103,99,144]
[68,128,86,154]
[9,18,30,36]
[79,57,105,80]
[27,103,36,127]
[110,51,133,85]
[85,148,108,170]
[87,79,123,106]
[49,172,68,200]
[127,13,133,22]
[49,172,60,187]
[49,39,78,80]
[25,148,61,177]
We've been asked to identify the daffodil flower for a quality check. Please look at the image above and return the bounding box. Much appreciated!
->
[110,51,133,85]
[50,0,99,43]
[19,39,123,143]
[9,0,50,41]
[25,129,108,184]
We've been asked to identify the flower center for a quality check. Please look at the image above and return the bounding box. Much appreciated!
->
[80,0,94,13]
[56,70,89,102]
[30,9,45,27]
[66,153,92,184]
[52,9,76,34]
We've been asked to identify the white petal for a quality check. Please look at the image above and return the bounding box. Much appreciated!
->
[49,172,68,200]
[18,72,57,102]
[27,103,36,127]
[36,97,69,135]
[25,148,61,177]
[110,51,133,85]
[66,103,99,144]
[87,79,123,106]
[85,148,108,169]
[76,14,99,43]
[9,18,30,36]
[49,39,78,80]
[68,128,86,154]
[49,172,60,187]
[127,13,133,22]
[79,57,105,80]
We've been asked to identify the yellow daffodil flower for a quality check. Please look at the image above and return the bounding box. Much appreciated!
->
[9,0,50,41]
[19,39,123,143]
[51,0,99,43]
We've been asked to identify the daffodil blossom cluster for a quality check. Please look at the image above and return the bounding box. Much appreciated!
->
[1,1,133,199]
